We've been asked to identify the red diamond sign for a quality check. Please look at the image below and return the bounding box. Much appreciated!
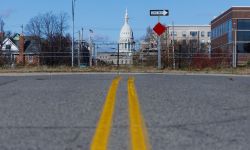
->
[153,22,166,36]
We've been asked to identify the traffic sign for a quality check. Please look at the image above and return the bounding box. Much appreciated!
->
[153,23,166,36]
[150,10,169,16]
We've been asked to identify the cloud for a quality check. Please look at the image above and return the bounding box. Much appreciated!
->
[0,9,14,18]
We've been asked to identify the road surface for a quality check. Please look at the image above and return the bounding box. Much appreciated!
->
[0,73,249,150]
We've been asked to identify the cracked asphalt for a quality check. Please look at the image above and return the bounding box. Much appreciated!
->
[0,73,249,150]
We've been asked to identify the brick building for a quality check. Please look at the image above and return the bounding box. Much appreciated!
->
[211,6,250,66]
[1,33,40,65]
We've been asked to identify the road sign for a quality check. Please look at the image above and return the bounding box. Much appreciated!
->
[153,23,166,36]
[150,10,169,16]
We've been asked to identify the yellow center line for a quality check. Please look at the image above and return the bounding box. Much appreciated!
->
[128,77,151,150]
[90,76,121,150]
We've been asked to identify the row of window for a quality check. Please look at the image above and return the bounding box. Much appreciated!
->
[120,43,134,49]
[236,19,250,53]
[211,19,232,40]
[238,19,250,30]
[237,43,250,53]
[170,31,211,38]
[237,31,250,42]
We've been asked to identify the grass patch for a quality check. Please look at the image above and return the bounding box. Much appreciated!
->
[0,65,249,75]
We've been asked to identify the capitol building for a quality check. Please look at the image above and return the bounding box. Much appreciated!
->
[97,9,135,65]
[119,9,135,54]
[117,9,135,65]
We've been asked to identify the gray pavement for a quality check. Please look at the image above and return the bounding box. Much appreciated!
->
[0,73,249,150]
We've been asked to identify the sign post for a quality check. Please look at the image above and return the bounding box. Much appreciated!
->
[150,9,169,69]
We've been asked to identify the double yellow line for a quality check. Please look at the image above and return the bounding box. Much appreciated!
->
[127,77,151,150]
[90,76,121,150]
[90,76,151,150]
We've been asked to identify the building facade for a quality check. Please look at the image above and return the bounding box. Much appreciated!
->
[97,9,135,65]
[1,33,40,65]
[211,6,250,66]
[117,9,135,65]
[168,25,211,53]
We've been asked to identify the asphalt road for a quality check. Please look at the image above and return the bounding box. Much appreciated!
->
[0,73,250,150]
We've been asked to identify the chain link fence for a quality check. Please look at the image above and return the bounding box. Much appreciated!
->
[1,49,250,71]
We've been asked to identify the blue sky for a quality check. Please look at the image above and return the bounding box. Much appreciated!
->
[0,0,250,42]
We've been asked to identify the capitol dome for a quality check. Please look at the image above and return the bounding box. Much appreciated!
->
[119,9,135,53]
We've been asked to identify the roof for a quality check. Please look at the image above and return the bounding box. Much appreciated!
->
[167,25,210,27]
[1,33,41,54]
[211,6,250,24]
[24,40,41,54]
[119,9,134,43]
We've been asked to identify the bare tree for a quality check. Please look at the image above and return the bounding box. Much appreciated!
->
[57,12,69,50]
[25,11,71,66]
[41,12,58,40]
[144,26,153,42]
[26,12,69,40]
[25,15,42,39]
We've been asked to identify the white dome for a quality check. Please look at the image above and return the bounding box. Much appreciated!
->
[118,9,135,54]
[119,9,134,43]
[119,24,133,43]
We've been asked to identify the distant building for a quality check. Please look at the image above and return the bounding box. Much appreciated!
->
[211,6,250,66]
[119,9,135,54]
[97,9,135,65]
[168,25,211,53]
[139,25,211,67]
[117,9,135,65]
[97,52,117,65]
[0,33,41,65]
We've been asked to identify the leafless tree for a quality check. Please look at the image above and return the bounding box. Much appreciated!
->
[144,26,153,42]
[25,12,69,40]
[25,15,42,39]
[57,12,69,50]
[41,12,58,40]
[25,12,71,66]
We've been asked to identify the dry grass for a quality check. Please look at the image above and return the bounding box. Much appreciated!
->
[0,65,250,75]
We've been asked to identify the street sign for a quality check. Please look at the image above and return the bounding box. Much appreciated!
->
[153,23,166,36]
[150,10,169,16]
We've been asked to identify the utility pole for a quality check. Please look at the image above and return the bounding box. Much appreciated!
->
[117,43,120,69]
[172,21,175,69]
[0,19,4,33]
[78,31,80,67]
[71,0,76,67]
[233,28,237,68]
[21,24,24,34]
[89,31,92,67]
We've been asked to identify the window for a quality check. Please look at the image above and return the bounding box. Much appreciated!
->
[237,43,250,53]
[6,45,11,50]
[201,39,205,43]
[190,31,197,37]
[238,19,250,30]
[212,19,232,40]
[201,31,205,37]
[182,31,186,37]
[171,31,177,36]
[207,32,211,37]
[237,31,250,41]
[28,55,33,63]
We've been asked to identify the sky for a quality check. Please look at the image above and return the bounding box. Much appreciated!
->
[1,0,250,42]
